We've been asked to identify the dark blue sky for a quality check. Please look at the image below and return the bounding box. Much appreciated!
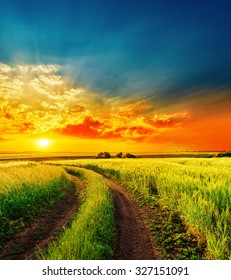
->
[1,0,231,97]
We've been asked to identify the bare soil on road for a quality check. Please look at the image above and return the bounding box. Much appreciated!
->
[105,178,160,260]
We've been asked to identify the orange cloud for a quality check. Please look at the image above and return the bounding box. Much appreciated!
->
[57,117,103,138]
[18,122,36,134]
[4,113,14,120]
[56,116,157,142]
[1,62,230,152]
[114,100,153,118]
[145,112,189,128]
[56,117,123,140]
[0,62,166,142]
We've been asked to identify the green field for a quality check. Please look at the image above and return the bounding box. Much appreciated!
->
[0,163,72,245]
[0,157,230,259]
[0,162,115,260]
[47,157,231,259]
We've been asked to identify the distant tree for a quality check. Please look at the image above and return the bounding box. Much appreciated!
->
[97,152,111,158]
[103,152,111,158]
[217,151,231,157]
[97,152,103,158]
[116,152,123,158]
[125,153,136,158]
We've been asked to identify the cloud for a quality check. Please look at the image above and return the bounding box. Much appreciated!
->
[56,116,157,142]
[0,63,12,73]
[113,100,153,118]
[0,62,191,143]
[57,116,122,140]
[0,62,89,136]
[30,65,61,74]
[145,112,189,128]
[57,117,104,138]
[4,113,14,120]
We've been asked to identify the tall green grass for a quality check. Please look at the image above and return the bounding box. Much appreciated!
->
[50,158,231,259]
[0,164,72,245]
[40,167,115,260]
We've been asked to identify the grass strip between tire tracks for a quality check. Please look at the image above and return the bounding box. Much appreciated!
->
[75,163,206,260]
[40,167,115,260]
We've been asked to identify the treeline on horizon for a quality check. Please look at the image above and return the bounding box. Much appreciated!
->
[216,151,231,157]
[95,151,231,159]
[96,152,136,159]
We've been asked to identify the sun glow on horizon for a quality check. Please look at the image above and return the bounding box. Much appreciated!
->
[36,138,51,149]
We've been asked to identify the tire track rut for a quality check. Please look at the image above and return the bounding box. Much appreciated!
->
[0,175,82,260]
[105,178,160,260]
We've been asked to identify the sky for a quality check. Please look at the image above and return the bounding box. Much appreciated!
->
[0,0,231,153]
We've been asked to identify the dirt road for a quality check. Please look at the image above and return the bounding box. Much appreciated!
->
[105,178,160,260]
[0,173,160,260]
[0,176,82,260]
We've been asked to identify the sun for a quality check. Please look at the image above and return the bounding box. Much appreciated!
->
[37,138,51,148]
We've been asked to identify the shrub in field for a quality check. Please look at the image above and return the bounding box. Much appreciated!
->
[97,152,111,158]
[116,152,123,158]
[125,153,136,158]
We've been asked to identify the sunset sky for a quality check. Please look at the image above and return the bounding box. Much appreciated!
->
[0,0,231,153]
